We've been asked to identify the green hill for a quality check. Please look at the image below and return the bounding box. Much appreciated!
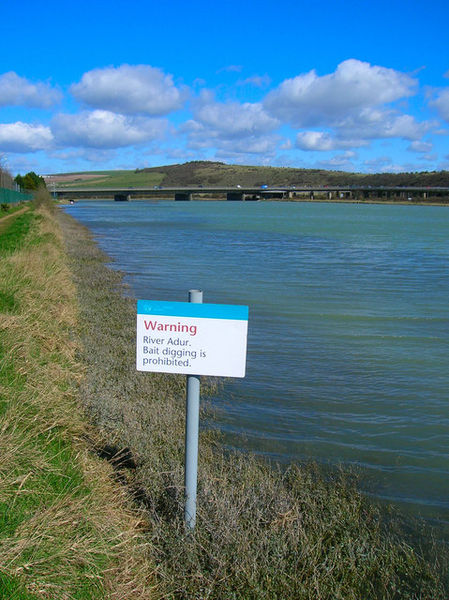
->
[48,161,449,188]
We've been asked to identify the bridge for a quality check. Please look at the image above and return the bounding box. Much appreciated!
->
[52,185,449,203]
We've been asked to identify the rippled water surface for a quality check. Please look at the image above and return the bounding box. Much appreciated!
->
[65,200,449,522]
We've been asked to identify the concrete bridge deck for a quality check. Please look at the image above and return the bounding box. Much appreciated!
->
[52,185,449,202]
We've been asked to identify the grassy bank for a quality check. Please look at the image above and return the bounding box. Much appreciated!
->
[0,202,28,216]
[0,203,31,234]
[55,206,448,599]
[0,198,154,598]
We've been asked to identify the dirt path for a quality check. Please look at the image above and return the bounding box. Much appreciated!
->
[0,206,30,233]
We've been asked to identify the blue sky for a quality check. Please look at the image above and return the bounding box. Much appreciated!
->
[1,0,448,175]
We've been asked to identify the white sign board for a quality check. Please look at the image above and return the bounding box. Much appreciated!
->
[136,299,248,377]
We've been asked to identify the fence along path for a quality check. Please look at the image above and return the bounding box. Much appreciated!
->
[0,188,33,204]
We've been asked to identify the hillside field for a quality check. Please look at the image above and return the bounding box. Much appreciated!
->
[46,161,449,189]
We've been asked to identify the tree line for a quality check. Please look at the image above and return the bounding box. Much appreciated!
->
[14,171,47,191]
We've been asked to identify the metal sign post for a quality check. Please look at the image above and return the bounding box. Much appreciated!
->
[184,289,202,530]
[136,290,248,531]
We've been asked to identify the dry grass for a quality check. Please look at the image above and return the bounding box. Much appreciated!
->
[0,197,156,599]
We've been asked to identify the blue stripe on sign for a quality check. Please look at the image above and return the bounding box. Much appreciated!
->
[137,299,248,320]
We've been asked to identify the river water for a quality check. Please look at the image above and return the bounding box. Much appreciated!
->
[64,200,449,524]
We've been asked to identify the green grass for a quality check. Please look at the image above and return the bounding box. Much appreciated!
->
[0,202,30,213]
[0,198,154,599]
[0,209,104,598]
[56,169,165,189]
[0,572,43,599]
[0,289,18,313]
[0,211,35,254]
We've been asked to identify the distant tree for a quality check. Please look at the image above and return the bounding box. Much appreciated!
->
[14,174,24,189]
[15,171,46,190]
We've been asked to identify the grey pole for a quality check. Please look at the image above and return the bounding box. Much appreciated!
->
[184,289,203,530]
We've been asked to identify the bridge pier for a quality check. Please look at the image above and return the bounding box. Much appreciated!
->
[227,191,244,201]
[175,192,192,201]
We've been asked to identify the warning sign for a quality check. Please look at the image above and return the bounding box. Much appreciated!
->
[136,299,248,377]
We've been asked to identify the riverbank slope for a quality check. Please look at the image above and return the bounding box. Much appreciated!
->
[0,200,154,599]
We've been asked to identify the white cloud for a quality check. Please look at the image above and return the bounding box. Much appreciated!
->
[363,157,410,173]
[193,78,207,88]
[182,92,280,157]
[408,140,433,153]
[264,59,430,159]
[280,139,293,150]
[49,147,118,164]
[51,110,167,149]
[214,149,274,165]
[212,136,279,154]
[70,64,186,116]
[318,152,357,169]
[0,122,54,152]
[0,72,62,108]
[335,109,432,141]
[429,88,449,123]
[264,59,417,128]
[191,92,279,139]
[364,156,392,167]
[164,147,198,160]
[296,131,366,151]
[238,74,271,88]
